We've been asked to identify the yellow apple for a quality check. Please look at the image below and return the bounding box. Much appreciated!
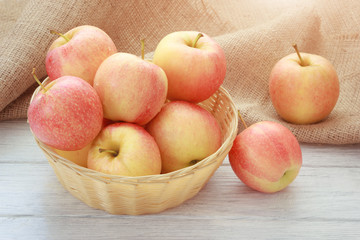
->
[146,101,222,173]
[87,123,162,176]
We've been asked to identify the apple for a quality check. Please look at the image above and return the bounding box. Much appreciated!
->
[93,51,168,125]
[87,122,162,176]
[45,25,117,85]
[50,143,91,168]
[146,101,222,173]
[228,119,302,193]
[269,44,340,124]
[153,31,226,103]
[27,70,103,151]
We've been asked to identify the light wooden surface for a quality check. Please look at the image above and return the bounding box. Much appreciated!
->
[1,119,359,240]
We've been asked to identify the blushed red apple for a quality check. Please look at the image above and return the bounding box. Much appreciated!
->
[87,122,162,176]
[269,44,340,124]
[146,101,222,173]
[153,31,226,103]
[27,72,103,151]
[93,52,168,125]
[228,120,302,193]
[45,25,117,85]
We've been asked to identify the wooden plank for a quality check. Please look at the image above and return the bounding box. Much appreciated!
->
[0,216,359,240]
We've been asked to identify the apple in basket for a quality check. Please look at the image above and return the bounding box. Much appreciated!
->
[45,25,117,85]
[146,101,222,173]
[50,143,91,167]
[87,122,162,176]
[269,44,340,124]
[27,69,103,151]
[153,31,226,103]
[93,50,168,125]
[228,116,302,193]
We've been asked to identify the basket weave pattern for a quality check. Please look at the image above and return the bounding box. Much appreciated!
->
[31,79,238,215]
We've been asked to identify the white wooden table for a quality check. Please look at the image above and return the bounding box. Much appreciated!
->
[1,119,359,239]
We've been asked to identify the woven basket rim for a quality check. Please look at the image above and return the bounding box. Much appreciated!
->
[30,77,238,184]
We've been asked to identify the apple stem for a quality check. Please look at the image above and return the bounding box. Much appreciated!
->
[192,33,204,48]
[140,39,145,60]
[99,148,118,157]
[238,110,248,129]
[292,44,305,66]
[50,29,70,42]
[32,68,47,93]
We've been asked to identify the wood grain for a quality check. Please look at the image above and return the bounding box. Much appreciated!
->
[1,119,359,239]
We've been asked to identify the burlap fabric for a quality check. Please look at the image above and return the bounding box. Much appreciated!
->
[0,0,359,144]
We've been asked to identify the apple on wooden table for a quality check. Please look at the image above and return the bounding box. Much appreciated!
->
[87,122,162,176]
[153,31,226,103]
[146,101,222,173]
[269,44,340,124]
[93,44,168,125]
[27,69,103,151]
[228,115,302,193]
[46,25,118,85]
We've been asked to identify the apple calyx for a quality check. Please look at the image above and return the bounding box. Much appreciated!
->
[292,44,307,67]
[189,159,200,166]
[238,110,248,129]
[192,33,204,48]
[99,148,119,157]
[50,30,70,42]
[32,68,48,93]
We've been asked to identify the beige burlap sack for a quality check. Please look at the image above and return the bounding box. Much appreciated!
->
[0,0,359,144]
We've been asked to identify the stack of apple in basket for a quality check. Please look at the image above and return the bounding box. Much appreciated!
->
[28,25,238,215]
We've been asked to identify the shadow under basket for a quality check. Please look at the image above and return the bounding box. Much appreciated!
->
[30,79,238,215]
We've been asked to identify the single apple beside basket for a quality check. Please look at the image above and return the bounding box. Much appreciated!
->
[269,44,340,124]
[228,112,303,193]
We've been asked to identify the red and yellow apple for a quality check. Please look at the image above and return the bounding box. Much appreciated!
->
[93,52,168,125]
[27,73,103,151]
[146,101,222,173]
[153,31,226,103]
[45,25,117,85]
[228,120,302,193]
[87,122,162,176]
[269,44,340,124]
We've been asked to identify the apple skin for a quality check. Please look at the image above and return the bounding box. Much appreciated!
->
[27,76,103,151]
[146,101,222,173]
[153,31,226,103]
[87,122,162,176]
[50,143,91,168]
[45,25,117,85]
[93,52,168,125]
[269,52,340,124]
[228,121,302,193]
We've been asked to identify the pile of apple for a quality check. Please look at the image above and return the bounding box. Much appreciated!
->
[28,25,340,195]
[28,25,227,176]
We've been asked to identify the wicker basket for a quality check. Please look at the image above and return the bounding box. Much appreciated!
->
[30,77,238,215]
